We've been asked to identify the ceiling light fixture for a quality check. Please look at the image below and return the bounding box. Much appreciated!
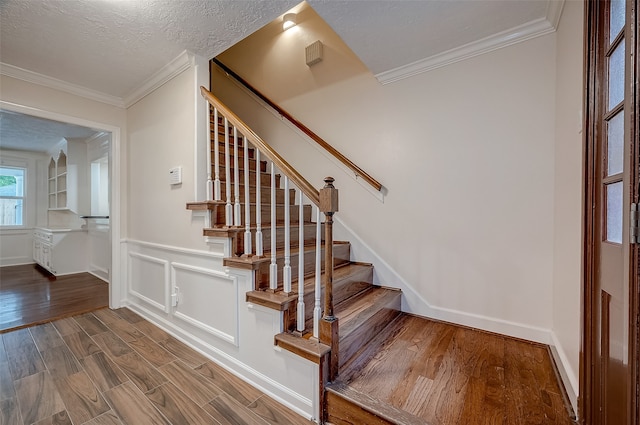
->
[283,13,297,30]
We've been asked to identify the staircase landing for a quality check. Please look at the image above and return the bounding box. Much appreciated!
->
[328,314,577,425]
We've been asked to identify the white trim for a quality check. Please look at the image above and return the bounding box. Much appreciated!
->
[193,54,209,201]
[89,264,109,275]
[127,251,169,312]
[125,238,224,259]
[123,301,314,420]
[546,0,566,30]
[87,270,110,283]
[123,50,195,108]
[0,63,125,108]
[334,216,551,344]
[549,332,579,414]
[173,310,237,346]
[0,258,34,267]
[0,229,31,235]
[0,100,122,310]
[375,7,563,85]
[1,50,197,109]
[171,262,239,346]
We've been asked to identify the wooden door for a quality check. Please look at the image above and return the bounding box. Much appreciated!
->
[583,0,639,424]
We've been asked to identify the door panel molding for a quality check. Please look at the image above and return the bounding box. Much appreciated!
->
[582,1,639,424]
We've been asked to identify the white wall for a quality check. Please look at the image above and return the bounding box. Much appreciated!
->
[126,68,209,249]
[0,149,48,266]
[123,63,319,419]
[551,0,584,410]
[216,7,558,337]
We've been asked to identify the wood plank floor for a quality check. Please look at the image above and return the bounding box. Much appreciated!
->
[0,264,109,333]
[0,308,315,425]
[341,314,576,425]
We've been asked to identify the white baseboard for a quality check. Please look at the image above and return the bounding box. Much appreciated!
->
[549,332,579,415]
[334,217,550,342]
[0,257,34,267]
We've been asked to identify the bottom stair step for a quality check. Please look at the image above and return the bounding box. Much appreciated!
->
[336,287,402,369]
[325,382,428,425]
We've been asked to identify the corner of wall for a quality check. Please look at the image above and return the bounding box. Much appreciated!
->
[334,216,553,345]
[549,331,579,415]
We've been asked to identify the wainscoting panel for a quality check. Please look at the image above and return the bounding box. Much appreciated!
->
[121,239,317,420]
[172,262,239,346]
[128,251,169,311]
[0,229,33,267]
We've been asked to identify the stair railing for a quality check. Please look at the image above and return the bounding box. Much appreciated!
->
[202,87,339,376]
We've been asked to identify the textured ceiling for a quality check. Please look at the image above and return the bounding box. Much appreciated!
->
[0,0,297,98]
[0,0,560,152]
[310,0,550,76]
[0,0,560,102]
[0,110,101,153]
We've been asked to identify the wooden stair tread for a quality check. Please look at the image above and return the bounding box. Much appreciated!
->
[204,221,318,232]
[336,287,402,369]
[224,240,350,269]
[326,382,429,425]
[186,200,223,210]
[246,289,297,311]
[202,221,317,238]
[274,332,330,364]
[335,287,401,337]
[339,313,405,381]
[188,200,308,211]
[246,263,373,311]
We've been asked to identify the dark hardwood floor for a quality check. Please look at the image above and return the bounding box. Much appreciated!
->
[0,265,577,424]
[0,308,314,425]
[0,264,109,333]
[340,314,576,425]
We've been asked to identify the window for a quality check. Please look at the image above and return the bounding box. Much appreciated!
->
[0,166,25,226]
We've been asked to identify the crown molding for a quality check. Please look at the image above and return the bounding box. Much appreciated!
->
[0,50,197,110]
[0,62,126,108]
[376,0,565,85]
[546,0,566,29]
[123,50,195,108]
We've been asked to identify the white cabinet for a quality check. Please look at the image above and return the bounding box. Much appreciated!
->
[33,228,87,275]
[48,151,68,209]
[47,141,88,214]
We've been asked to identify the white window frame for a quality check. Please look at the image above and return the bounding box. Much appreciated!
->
[0,165,26,228]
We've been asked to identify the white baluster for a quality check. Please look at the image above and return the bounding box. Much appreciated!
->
[206,106,213,201]
[283,177,292,294]
[255,149,263,257]
[297,190,305,333]
[313,206,322,339]
[224,118,232,227]
[269,163,277,290]
[243,136,252,255]
[213,108,221,201]
[233,127,241,226]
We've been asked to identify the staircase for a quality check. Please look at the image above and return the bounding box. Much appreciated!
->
[186,93,429,424]
[186,83,580,425]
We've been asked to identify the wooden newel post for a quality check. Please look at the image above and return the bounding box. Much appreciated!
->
[319,176,339,381]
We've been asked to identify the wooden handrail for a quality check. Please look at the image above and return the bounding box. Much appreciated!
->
[200,86,321,206]
[212,58,382,192]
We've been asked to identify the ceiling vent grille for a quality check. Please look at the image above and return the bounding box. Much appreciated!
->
[305,40,323,66]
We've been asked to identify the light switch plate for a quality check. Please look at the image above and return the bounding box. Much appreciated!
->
[169,166,182,185]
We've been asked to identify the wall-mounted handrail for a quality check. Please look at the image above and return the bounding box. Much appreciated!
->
[211,58,382,192]
[200,86,320,206]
